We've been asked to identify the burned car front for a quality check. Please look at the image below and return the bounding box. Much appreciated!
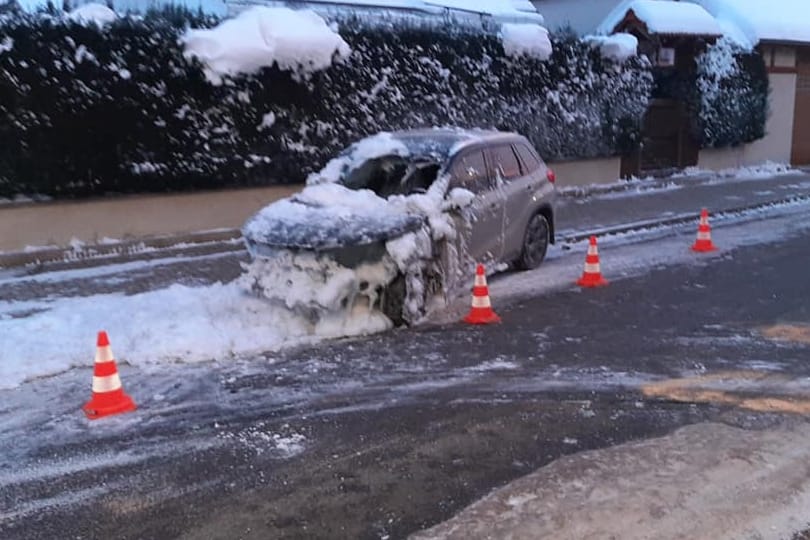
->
[240,132,463,329]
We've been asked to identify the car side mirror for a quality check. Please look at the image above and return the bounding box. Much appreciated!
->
[442,187,476,211]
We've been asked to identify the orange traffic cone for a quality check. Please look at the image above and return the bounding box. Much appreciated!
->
[463,264,501,324]
[576,236,609,288]
[691,208,718,252]
[83,331,137,420]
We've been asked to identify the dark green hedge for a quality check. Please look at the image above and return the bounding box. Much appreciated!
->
[0,9,653,198]
[651,38,768,149]
[695,39,768,148]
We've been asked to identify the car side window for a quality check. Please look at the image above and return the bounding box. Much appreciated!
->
[515,143,543,175]
[450,150,491,194]
[489,145,522,181]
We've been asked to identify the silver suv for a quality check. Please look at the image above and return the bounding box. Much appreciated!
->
[242,128,556,325]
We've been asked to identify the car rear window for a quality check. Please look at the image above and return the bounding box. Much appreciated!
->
[451,150,490,193]
[489,145,522,180]
[515,143,543,174]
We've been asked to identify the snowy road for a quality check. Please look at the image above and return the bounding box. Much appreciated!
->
[2,171,810,538]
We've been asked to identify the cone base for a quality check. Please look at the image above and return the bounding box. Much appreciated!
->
[83,393,137,420]
[577,274,609,288]
[691,241,718,253]
[463,308,501,325]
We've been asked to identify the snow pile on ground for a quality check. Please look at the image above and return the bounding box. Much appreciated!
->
[499,23,552,61]
[182,6,351,85]
[584,33,638,62]
[0,282,311,390]
[67,3,118,27]
[719,161,795,179]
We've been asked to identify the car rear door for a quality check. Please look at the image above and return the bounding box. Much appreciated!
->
[485,143,532,262]
[495,142,549,261]
[448,148,504,265]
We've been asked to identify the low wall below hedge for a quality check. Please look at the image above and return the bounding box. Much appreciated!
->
[550,157,621,188]
[0,185,298,253]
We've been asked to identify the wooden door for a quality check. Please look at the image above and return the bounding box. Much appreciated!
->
[791,48,810,165]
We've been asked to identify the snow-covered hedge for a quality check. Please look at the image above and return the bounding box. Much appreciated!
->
[695,38,768,148]
[0,7,652,198]
[651,38,768,149]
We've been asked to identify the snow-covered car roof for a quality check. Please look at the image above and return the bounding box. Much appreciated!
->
[387,127,521,159]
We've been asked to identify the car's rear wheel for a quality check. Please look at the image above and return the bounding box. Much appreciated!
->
[517,213,550,270]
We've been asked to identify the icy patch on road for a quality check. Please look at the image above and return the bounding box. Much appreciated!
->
[219,421,307,457]
[465,358,520,372]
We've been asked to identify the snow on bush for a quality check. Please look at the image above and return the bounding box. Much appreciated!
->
[182,7,350,84]
[500,23,552,60]
[585,33,637,62]
[67,3,118,27]
[0,8,652,198]
[694,37,768,148]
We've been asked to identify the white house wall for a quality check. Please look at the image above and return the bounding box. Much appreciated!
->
[699,72,797,169]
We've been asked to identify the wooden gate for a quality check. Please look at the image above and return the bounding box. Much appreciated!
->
[621,98,699,177]
[791,48,810,165]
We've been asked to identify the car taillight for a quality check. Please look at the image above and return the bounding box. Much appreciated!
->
[546,168,556,184]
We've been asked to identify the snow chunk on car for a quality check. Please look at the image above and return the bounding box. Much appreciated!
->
[242,182,425,251]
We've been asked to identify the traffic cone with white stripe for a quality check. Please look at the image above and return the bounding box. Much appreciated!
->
[576,236,609,288]
[463,264,501,324]
[691,208,718,252]
[83,331,136,420]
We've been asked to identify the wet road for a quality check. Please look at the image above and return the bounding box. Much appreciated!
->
[2,171,810,305]
[2,210,810,539]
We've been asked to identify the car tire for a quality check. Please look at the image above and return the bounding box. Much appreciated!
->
[381,273,407,327]
[517,213,550,270]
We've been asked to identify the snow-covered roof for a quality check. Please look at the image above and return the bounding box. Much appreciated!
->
[614,0,722,37]
[422,0,545,24]
[688,0,810,46]
[598,0,810,48]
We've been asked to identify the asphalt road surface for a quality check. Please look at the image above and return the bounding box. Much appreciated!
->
[3,205,810,539]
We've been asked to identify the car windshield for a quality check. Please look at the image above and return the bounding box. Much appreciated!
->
[340,155,442,198]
